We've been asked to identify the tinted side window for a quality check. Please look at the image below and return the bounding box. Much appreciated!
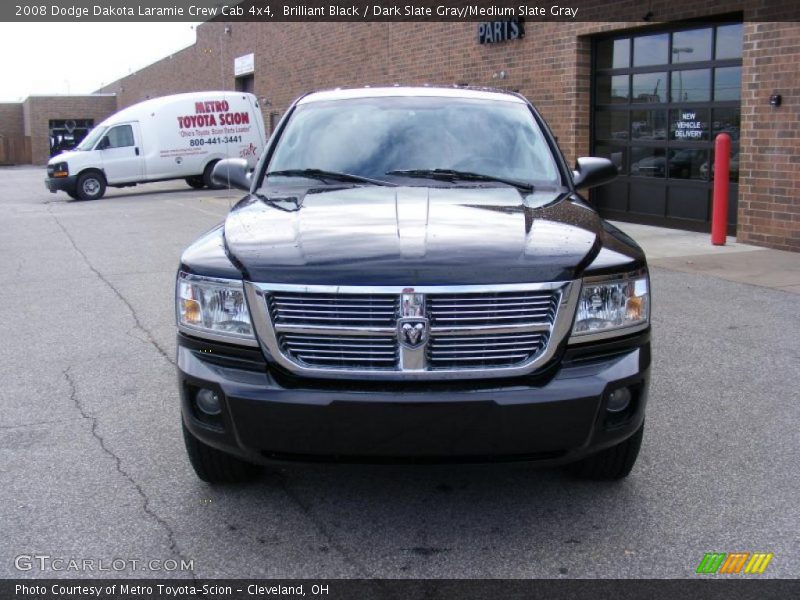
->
[106,125,134,148]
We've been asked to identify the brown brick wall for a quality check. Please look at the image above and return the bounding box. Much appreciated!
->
[0,103,28,164]
[22,95,118,165]
[0,103,24,139]
[93,5,798,251]
[736,22,800,251]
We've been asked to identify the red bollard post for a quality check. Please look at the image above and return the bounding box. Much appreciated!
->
[711,133,731,245]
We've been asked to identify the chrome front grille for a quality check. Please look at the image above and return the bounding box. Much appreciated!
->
[427,331,548,369]
[269,293,398,328]
[246,282,580,381]
[428,291,558,327]
[279,333,398,369]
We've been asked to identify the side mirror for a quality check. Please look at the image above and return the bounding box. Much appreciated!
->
[572,157,618,190]
[212,158,252,191]
[97,137,110,150]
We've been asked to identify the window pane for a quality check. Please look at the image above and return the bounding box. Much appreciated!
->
[632,72,666,103]
[716,24,743,59]
[595,111,629,140]
[596,74,629,104]
[597,38,630,69]
[670,109,709,141]
[712,107,741,141]
[714,67,741,101]
[672,28,712,63]
[107,125,134,148]
[631,110,667,140]
[670,69,711,102]
[633,33,669,67]
[668,148,709,180]
[594,143,628,174]
[631,147,668,178]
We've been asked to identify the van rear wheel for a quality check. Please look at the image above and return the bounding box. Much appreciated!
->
[76,171,106,200]
[202,161,224,190]
[185,176,205,189]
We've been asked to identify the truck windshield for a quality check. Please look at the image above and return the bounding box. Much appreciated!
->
[265,96,561,188]
[76,126,107,151]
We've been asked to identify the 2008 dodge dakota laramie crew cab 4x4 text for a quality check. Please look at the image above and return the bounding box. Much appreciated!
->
[175,87,651,483]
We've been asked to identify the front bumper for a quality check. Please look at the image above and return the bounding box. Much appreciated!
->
[178,332,650,464]
[45,175,77,193]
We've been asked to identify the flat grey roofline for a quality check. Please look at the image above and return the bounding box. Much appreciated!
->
[25,93,117,98]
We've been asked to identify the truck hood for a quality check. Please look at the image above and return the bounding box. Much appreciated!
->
[48,150,85,165]
[223,185,639,285]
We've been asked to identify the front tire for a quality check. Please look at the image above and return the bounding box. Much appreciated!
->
[185,176,205,189]
[76,171,106,200]
[202,160,223,190]
[66,190,80,200]
[182,421,260,483]
[568,422,644,480]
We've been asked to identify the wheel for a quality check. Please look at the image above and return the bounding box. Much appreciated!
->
[182,420,260,483]
[66,190,80,200]
[75,171,106,200]
[185,176,205,189]
[568,422,644,480]
[202,161,224,190]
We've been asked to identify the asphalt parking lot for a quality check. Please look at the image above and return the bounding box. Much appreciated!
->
[1,165,797,579]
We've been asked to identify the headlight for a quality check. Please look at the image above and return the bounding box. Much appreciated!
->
[52,162,69,177]
[176,272,255,345]
[571,270,649,341]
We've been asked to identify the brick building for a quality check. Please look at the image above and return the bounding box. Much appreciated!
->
[0,95,117,165]
[3,3,798,250]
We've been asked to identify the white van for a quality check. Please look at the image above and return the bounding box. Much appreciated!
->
[45,91,266,200]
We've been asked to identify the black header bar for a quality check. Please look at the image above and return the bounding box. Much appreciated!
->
[3,0,799,22]
[3,579,800,600]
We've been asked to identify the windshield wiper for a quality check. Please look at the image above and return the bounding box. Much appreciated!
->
[386,169,534,193]
[266,168,396,187]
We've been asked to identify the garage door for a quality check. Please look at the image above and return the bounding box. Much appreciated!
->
[591,23,743,234]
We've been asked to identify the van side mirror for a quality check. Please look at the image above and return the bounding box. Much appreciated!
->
[572,157,618,190]
[211,158,251,191]
[97,137,110,150]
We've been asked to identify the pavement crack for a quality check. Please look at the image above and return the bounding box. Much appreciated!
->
[0,418,85,430]
[49,207,175,366]
[277,477,372,578]
[63,367,197,580]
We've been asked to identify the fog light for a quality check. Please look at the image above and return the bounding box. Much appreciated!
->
[606,387,632,413]
[195,388,222,416]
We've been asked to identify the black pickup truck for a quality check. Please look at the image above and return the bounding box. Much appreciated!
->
[175,87,651,483]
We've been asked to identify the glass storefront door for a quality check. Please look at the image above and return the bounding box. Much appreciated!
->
[591,23,743,233]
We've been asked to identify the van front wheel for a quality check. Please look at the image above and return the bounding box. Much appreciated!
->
[202,161,224,190]
[76,171,106,200]
[185,176,205,189]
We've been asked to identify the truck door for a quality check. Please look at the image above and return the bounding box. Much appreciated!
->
[98,122,144,184]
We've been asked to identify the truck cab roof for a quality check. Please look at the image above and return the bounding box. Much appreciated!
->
[297,86,528,105]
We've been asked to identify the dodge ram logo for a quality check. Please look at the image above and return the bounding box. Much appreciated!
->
[399,318,428,348]
[399,291,428,348]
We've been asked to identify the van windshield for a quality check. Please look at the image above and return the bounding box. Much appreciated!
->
[76,126,107,151]
[265,96,562,188]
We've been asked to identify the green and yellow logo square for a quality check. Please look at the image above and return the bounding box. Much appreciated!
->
[696,552,773,574]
